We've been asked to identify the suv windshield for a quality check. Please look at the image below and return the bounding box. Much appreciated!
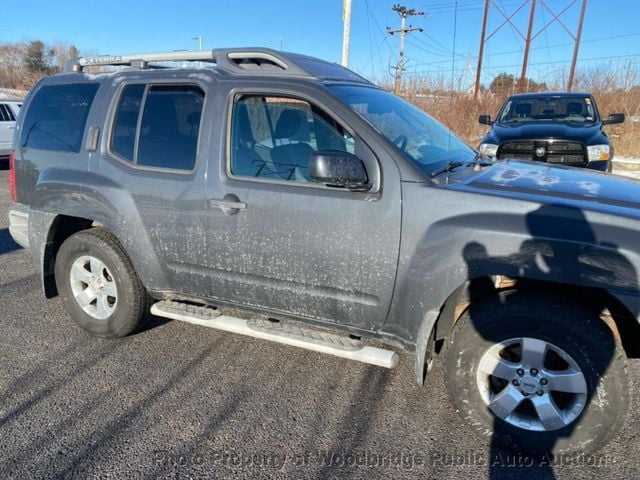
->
[328,85,476,174]
[497,95,597,124]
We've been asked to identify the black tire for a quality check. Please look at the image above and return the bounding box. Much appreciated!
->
[55,228,149,338]
[443,289,630,456]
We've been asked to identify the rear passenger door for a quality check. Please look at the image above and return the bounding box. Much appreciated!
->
[200,91,402,329]
[96,79,211,293]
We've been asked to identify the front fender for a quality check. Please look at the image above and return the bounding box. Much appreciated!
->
[384,183,640,347]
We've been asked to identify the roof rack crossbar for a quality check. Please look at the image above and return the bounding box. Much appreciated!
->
[63,47,372,84]
[66,50,218,72]
[66,49,299,73]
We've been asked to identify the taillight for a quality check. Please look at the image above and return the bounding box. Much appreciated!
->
[9,149,16,202]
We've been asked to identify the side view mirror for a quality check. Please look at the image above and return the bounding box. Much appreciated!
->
[478,114,493,125]
[308,150,370,191]
[602,113,625,125]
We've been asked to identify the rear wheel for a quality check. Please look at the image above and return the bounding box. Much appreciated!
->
[55,228,148,338]
[443,290,630,455]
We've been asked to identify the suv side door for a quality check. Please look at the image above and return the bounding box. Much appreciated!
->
[94,74,212,294]
[196,86,402,330]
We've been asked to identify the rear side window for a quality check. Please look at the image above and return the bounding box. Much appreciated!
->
[110,84,204,171]
[111,84,145,162]
[20,83,99,152]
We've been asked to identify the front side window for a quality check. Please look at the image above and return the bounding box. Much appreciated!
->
[230,95,355,182]
[20,83,99,152]
[110,84,204,170]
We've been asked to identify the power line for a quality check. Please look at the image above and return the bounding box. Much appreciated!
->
[411,52,640,75]
[404,37,451,58]
[363,0,396,77]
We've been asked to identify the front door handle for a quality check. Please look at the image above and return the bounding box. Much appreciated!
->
[209,194,246,215]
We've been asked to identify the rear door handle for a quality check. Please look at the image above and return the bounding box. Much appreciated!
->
[208,194,246,215]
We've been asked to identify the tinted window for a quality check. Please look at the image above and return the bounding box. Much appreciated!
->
[0,104,15,122]
[20,83,99,152]
[137,85,203,170]
[111,84,145,162]
[497,96,597,123]
[230,95,355,182]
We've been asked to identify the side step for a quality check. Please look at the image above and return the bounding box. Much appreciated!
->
[150,300,399,369]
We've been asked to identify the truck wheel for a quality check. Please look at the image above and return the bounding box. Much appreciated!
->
[443,290,630,455]
[55,228,149,338]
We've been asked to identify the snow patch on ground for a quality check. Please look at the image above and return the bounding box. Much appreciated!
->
[612,157,640,179]
[614,169,640,180]
[0,88,25,99]
[613,156,640,164]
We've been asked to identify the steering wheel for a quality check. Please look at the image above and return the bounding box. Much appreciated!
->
[393,134,408,152]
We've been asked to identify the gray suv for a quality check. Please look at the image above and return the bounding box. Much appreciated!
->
[7,48,640,456]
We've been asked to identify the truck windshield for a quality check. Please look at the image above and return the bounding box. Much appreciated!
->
[328,85,476,174]
[497,95,597,123]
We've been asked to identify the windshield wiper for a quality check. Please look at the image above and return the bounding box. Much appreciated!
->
[430,155,494,180]
[430,160,464,178]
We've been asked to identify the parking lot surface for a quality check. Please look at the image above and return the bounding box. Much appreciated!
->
[1,169,639,479]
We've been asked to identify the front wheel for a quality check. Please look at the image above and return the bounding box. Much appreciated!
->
[443,290,630,455]
[55,228,149,338]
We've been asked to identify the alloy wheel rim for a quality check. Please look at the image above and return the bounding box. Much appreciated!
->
[476,337,588,432]
[69,255,118,320]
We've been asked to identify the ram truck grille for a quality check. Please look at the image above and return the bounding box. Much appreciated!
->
[497,141,587,166]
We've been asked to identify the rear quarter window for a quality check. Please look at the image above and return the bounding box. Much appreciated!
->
[20,83,99,153]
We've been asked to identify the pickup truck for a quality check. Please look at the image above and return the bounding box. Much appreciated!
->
[7,48,640,456]
[478,92,624,171]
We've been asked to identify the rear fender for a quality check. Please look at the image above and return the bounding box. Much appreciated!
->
[30,168,169,297]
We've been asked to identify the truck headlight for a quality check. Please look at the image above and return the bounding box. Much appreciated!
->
[587,145,610,161]
[478,143,498,158]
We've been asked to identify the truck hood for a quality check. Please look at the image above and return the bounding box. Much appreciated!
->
[448,160,640,217]
[482,122,605,145]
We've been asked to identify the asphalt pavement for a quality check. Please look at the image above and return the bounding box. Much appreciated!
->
[1,168,639,479]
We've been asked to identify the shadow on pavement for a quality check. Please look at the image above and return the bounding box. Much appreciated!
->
[0,228,20,255]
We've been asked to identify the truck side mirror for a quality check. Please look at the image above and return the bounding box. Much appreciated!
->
[478,114,493,125]
[308,150,370,191]
[602,113,625,125]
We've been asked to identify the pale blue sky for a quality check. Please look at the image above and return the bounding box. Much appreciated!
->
[3,0,639,87]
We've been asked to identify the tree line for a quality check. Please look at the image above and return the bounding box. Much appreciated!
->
[0,40,78,91]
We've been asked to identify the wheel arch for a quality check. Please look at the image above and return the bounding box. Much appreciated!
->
[415,275,640,384]
[41,214,96,298]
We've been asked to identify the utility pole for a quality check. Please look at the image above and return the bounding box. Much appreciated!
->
[387,4,424,94]
[567,0,587,91]
[473,0,490,100]
[341,0,352,67]
[518,0,536,92]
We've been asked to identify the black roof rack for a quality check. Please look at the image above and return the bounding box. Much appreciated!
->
[64,47,371,84]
